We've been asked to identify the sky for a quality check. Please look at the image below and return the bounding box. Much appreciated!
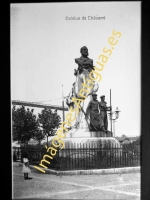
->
[11,2,141,137]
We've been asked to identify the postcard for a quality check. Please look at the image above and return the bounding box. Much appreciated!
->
[11,2,141,199]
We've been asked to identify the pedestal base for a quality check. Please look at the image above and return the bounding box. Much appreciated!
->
[49,130,122,159]
[62,137,121,148]
[49,129,122,159]
[66,128,112,138]
[59,135,122,158]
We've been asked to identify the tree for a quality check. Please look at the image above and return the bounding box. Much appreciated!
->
[12,105,38,144]
[38,108,61,146]
[33,128,46,145]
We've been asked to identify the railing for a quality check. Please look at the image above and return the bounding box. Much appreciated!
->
[54,145,140,170]
[13,143,140,171]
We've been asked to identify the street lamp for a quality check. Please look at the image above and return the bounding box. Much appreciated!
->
[108,107,121,137]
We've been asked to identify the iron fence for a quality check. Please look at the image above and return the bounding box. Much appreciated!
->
[13,143,140,171]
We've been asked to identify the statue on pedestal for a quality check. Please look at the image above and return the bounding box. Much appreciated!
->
[60,46,122,151]
[65,46,99,130]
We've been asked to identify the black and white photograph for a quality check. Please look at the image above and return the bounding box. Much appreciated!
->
[11,2,141,199]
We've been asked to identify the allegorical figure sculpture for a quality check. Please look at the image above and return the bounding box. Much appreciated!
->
[99,95,111,131]
[86,93,105,131]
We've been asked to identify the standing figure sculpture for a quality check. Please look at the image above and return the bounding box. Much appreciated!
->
[99,95,111,131]
[86,93,105,131]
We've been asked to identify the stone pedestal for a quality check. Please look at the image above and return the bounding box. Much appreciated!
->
[63,129,121,148]
[59,129,122,159]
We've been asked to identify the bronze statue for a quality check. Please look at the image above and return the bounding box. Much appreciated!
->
[65,46,99,131]
[75,46,94,75]
[72,46,98,99]
[99,95,111,131]
[86,93,105,131]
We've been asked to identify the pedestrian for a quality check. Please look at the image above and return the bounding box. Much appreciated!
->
[22,153,31,180]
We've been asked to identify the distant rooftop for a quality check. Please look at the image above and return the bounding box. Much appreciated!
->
[115,135,140,142]
[12,100,68,111]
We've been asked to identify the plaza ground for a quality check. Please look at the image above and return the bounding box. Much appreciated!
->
[13,162,140,199]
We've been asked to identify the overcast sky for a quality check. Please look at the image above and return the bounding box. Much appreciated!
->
[11,2,141,137]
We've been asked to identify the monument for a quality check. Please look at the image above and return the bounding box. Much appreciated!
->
[61,46,121,156]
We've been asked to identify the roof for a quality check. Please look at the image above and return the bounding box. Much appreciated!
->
[115,134,127,142]
[128,137,140,141]
[115,135,140,142]
[28,138,39,145]
[12,141,20,147]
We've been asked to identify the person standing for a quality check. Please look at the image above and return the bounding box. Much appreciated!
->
[99,95,111,131]
[22,153,31,180]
